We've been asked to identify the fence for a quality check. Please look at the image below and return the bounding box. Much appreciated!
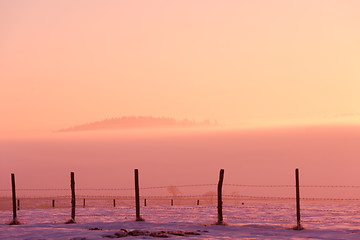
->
[2,169,360,230]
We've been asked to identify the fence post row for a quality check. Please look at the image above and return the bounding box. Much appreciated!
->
[134,169,144,221]
[216,169,225,225]
[7,168,306,230]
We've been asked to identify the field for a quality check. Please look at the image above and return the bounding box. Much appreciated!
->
[2,200,360,239]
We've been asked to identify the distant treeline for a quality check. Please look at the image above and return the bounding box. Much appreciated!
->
[58,116,215,132]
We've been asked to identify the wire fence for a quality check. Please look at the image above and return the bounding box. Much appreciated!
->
[2,184,360,204]
[2,172,360,229]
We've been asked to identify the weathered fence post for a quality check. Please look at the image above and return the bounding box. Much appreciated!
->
[83,198,85,208]
[113,199,116,207]
[52,199,55,208]
[197,200,200,205]
[134,169,144,221]
[216,169,225,225]
[9,173,20,225]
[144,198,147,207]
[71,172,76,221]
[294,168,304,230]
[66,172,76,224]
[171,199,174,206]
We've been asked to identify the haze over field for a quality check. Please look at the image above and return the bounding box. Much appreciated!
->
[1,125,359,194]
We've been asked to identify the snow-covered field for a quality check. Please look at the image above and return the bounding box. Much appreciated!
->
[2,201,360,239]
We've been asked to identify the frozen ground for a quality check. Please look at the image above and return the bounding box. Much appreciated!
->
[2,202,360,239]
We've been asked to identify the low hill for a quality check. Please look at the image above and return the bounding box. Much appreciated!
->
[57,116,214,132]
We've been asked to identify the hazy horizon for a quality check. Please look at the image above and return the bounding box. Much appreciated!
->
[1,125,359,193]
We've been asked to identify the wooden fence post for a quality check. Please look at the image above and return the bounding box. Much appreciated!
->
[197,200,200,205]
[144,198,147,207]
[134,169,144,221]
[17,199,20,211]
[52,199,55,208]
[83,199,85,208]
[113,199,116,207]
[9,173,20,225]
[216,169,225,225]
[294,168,304,230]
[66,172,76,224]
[171,199,173,206]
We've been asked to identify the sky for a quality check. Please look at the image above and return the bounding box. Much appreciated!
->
[1,0,360,136]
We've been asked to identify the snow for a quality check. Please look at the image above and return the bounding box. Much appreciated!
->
[2,202,360,239]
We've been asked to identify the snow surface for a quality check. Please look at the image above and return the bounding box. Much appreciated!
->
[2,202,360,239]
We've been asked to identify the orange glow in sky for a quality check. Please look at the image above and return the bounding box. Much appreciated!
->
[1,0,360,136]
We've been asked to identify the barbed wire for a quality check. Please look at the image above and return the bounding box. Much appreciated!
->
[223,195,360,201]
[73,194,215,198]
[224,184,360,188]
[224,184,294,188]
[0,188,68,191]
[0,195,211,199]
[76,195,133,198]
[300,185,360,188]
[2,183,360,192]
[140,184,217,189]
[0,195,72,199]
[301,197,360,201]
[143,194,215,198]
[223,194,294,200]
[0,184,217,192]
[143,205,217,210]
[3,194,360,202]
[0,188,131,191]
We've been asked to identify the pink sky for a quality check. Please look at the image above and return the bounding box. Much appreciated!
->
[1,0,360,136]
